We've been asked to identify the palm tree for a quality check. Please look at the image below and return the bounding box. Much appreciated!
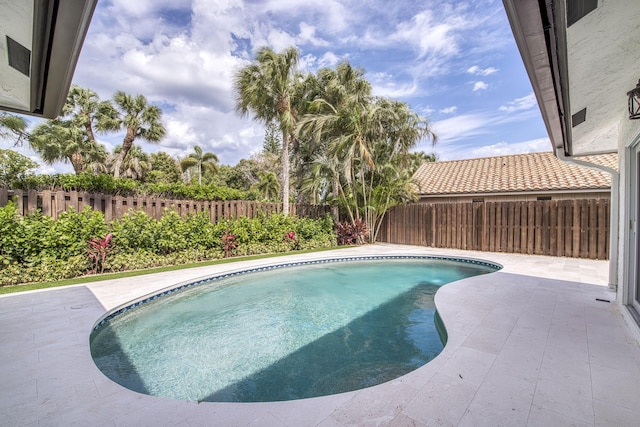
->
[234,46,300,215]
[111,91,166,178]
[29,119,103,174]
[180,145,219,185]
[299,72,436,242]
[110,144,151,181]
[0,113,28,146]
[256,171,280,201]
[63,85,119,143]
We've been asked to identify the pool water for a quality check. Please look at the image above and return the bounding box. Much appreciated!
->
[90,258,497,402]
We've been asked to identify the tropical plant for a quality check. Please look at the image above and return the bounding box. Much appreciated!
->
[256,171,280,201]
[110,91,166,178]
[234,46,301,215]
[110,144,151,181]
[62,85,119,143]
[180,145,219,185]
[87,233,113,274]
[297,62,437,243]
[29,119,107,174]
[0,112,28,146]
[221,230,238,258]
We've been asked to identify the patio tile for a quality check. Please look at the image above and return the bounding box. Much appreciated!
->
[330,380,420,427]
[590,363,640,410]
[437,346,496,387]
[532,365,594,424]
[401,372,476,426]
[388,413,427,427]
[463,372,535,426]
[593,399,640,427]
[461,325,511,355]
[527,405,593,426]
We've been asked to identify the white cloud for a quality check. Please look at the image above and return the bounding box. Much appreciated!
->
[466,65,498,76]
[472,81,488,92]
[439,106,457,114]
[469,138,552,158]
[24,0,538,174]
[499,93,538,112]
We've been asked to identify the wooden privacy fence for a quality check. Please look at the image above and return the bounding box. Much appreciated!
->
[377,199,610,260]
[0,188,331,223]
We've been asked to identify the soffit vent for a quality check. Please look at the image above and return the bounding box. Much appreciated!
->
[572,108,587,127]
[6,36,30,77]
[567,0,598,27]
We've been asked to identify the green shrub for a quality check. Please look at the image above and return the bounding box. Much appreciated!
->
[0,203,336,287]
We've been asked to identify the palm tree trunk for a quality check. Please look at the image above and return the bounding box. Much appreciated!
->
[282,130,290,216]
[70,151,84,174]
[114,128,135,178]
[332,175,340,223]
[85,116,96,142]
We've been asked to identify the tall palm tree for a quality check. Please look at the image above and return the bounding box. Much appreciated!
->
[234,46,300,215]
[63,85,119,143]
[111,91,166,178]
[180,145,219,185]
[0,113,28,146]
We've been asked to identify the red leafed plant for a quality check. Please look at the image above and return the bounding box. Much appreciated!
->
[284,230,300,250]
[87,233,113,274]
[221,230,238,258]
[336,219,369,245]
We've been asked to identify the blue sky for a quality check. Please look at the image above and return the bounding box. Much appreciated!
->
[11,0,551,172]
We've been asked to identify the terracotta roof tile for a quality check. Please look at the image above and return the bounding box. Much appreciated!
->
[412,152,614,195]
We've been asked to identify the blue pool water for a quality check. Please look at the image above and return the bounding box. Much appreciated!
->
[90,257,498,402]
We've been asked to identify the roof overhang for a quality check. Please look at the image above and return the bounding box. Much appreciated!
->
[0,0,98,119]
[502,0,640,158]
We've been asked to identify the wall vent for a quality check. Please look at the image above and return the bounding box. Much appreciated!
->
[567,0,598,27]
[572,108,587,127]
[6,36,31,77]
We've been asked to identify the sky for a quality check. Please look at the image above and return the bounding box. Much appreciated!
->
[8,0,551,173]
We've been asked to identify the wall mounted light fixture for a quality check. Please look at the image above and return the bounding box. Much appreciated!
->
[628,80,640,119]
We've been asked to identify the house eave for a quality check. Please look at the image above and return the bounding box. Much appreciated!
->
[0,0,98,119]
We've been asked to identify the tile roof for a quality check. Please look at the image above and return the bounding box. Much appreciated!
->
[412,151,615,196]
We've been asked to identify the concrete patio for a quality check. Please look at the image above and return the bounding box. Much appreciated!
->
[1,244,639,426]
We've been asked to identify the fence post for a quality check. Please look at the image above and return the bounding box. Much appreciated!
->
[27,190,38,214]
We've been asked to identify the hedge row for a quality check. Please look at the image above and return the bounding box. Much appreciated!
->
[0,201,337,286]
[12,172,254,200]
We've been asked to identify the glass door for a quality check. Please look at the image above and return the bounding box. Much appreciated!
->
[632,147,640,313]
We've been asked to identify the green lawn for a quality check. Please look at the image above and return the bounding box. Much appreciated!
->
[0,246,352,295]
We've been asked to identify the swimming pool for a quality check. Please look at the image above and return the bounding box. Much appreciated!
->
[90,256,500,402]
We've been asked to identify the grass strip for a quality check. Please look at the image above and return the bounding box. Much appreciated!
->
[0,246,352,295]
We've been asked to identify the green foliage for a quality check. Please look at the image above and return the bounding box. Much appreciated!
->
[8,172,250,200]
[0,149,39,187]
[148,152,182,184]
[0,204,335,286]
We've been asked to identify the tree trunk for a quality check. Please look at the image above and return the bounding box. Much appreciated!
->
[332,176,340,223]
[114,128,135,178]
[70,151,84,174]
[85,116,96,142]
[282,130,290,216]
